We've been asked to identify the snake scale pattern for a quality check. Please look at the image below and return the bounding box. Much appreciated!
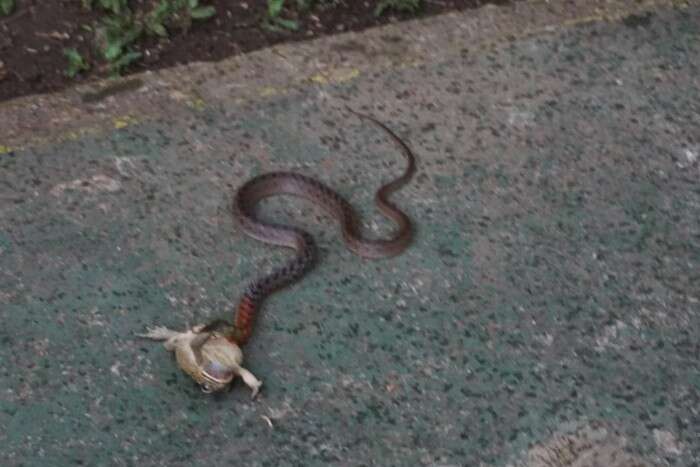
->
[228,110,416,345]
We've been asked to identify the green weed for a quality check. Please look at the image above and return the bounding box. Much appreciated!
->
[264,0,332,31]
[63,0,421,80]
[0,0,15,16]
[375,0,422,17]
[64,48,90,77]
[265,0,299,31]
[85,0,216,75]
[82,0,128,14]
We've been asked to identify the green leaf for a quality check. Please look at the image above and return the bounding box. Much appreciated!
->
[267,0,284,18]
[152,0,171,20]
[116,50,142,66]
[273,17,298,31]
[100,0,127,14]
[100,0,115,13]
[64,48,90,78]
[190,5,215,19]
[104,42,123,61]
[188,0,199,8]
[64,48,82,61]
[374,0,421,17]
[148,22,168,37]
[110,50,142,74]
[122,23,144,44]
[0,0,15,16]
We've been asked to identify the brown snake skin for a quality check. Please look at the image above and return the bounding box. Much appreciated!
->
[223,110,416,345]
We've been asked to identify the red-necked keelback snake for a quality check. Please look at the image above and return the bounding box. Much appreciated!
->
[227,108,416,345]
[139,109,416,396]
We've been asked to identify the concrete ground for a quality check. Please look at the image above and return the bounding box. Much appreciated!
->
[1,0,698,466]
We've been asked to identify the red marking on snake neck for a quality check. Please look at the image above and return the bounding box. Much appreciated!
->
[231,296,257,345]
[228,110,415,347]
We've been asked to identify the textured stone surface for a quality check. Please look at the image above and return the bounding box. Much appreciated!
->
[1,1,699,466]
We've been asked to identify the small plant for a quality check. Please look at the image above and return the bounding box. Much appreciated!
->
[375,0,422,17]
[64,48,90,77]
[0,0,15,16]
[145,0,171,37]
[187,0,216,20]
[96,13,143,74]
[89,0,216,75]
[265,0,299,31]
[82,0,129,14]
[158,0,216,32]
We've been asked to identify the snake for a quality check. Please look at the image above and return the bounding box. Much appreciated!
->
[219,110,416,346]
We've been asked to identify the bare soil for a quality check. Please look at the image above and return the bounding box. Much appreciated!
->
[0,1,512,102]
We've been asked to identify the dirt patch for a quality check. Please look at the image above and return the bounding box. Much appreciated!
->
[510,422,652,467]
[0,0,512,102]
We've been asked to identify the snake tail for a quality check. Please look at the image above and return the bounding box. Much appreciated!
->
[227,110,415,346]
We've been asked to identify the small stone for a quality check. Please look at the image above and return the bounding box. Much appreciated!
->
[653,429,683,456]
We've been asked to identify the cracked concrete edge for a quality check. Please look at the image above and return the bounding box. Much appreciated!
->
[0,0,692,154]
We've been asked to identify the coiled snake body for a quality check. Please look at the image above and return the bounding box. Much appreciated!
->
[229,111,416,345]
[139,110,415,395]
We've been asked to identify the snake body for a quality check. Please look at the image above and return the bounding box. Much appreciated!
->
[227,111,416,345]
